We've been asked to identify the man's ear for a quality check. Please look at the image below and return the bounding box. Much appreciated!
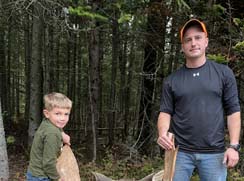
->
[181,44,185,53]
[43,109,49,118]
[205,37,209,48]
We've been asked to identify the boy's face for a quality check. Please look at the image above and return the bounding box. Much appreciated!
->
[43,107,71,129]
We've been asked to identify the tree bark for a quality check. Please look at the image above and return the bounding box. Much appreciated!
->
[0,100,9,180]
[167,13,177,75]
[0,9,7,118]
[48,25,55,92]
[15,34,21,116]
[75,32,83,133]
[124,40,135,139]
[43,26,51,93]
[28,1,44,147]
[88,29,100,162]
[24,12,32,136]
[108,8,119,146]
[67,31,76,103]
[137,0,166,154]
[6,17,12,120]
[87,0,101,162]
[119,33,127,140]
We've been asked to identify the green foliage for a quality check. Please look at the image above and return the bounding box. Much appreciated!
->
[79,149,164,179]
[212,4,226,16]
[118,13,132,24]
[232,18,244,57]
[114,1,122,9]
[207,54,228,64]
[204,4,226,21]
[233,18,244,28]
[228,169,244,180]
[78,152,244,180]
[69,6,108,22]
[176,0,190,11]
[7,135,15,144]
[233,41,244,52]
[191,175,200,181]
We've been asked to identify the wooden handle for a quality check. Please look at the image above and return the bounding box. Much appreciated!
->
[162,134,178,181]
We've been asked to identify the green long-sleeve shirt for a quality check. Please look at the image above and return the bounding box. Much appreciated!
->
[28,118,62,180]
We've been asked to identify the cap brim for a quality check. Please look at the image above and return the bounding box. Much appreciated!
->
[180,19,207,42]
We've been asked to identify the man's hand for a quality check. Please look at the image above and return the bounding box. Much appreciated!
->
[223,148,239,168]
[62,132,71,146]
[157,132,175,150]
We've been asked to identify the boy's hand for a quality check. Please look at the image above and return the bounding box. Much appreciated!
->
[62,132,71,145]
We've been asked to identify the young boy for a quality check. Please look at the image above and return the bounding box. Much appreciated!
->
[26,92,72,181]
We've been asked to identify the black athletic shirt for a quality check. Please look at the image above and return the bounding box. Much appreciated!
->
[160,60,240,153]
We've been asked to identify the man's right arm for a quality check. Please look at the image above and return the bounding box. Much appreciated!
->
[157,112,174,150]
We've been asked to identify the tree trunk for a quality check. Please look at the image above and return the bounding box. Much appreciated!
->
[48,25,55,92]
[0,100,9,180]
[167,13,177,75]
[67,31,76,102]
[87,0,101,162]
[0,10,7,118]
[88,30,100,162]
[12,29,21,117]
[71,32,77,122]
[24,12,32,137]
[137,0,166,155]
[28,1,44,147]
[6,18,12,120]
[123,40,135,140]
[44,24,59,93]
[43,27,50,93]
[75,32,82,132]
[119,34,127,140]
[55,32,60,91]
[16,35,21,116]
[108,9,119,146]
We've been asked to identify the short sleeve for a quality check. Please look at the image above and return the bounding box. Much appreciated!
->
[160,78,174,115]
[222,66,240,115]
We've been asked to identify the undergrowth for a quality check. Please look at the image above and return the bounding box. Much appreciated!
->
[77,149,244,180]
[78,149,164,180]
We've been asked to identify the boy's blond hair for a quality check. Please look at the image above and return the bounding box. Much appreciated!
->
[44,92,72,111]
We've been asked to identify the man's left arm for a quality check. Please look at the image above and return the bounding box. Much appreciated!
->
[228,111,241,145]
[223,111,241,168]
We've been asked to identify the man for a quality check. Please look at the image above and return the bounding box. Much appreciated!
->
[157,18,241,181]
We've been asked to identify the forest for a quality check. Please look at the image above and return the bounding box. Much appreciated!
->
[0,0,243,180]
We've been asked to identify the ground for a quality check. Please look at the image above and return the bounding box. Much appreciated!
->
[8,145,28,181]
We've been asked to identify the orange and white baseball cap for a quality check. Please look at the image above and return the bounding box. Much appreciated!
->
[180,18,208,42]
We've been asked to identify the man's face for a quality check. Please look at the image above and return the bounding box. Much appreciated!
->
[181,27,208,60]
[43,107,71,129]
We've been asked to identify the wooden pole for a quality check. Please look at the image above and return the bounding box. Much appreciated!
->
[162,134,178,181]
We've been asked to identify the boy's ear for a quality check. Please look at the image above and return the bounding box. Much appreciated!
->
[43,109,49,118]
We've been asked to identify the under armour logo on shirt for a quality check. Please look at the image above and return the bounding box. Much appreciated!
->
[193,72,200,77]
